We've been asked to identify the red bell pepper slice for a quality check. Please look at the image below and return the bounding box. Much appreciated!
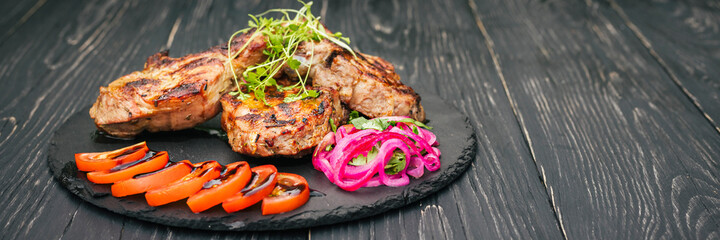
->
[261,172,309,215]
[75,142,149,171]
[144,161,222,207]
[111,160,193,197]
[86,151,168,184]
[186,161,252,213]
[222,165,278,213]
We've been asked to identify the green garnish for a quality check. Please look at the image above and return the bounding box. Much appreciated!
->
[329,118,337,132]
[389,118,432,130]
[226,1,355,105]
[349,146,379,166]
[347,110,432,131]
[411,125,420,135]
[350,117,391,131]
[384,151,407,175]
[347,147,407,176]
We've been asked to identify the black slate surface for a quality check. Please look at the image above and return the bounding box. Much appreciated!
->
[3,0,720,238]
[47,93,477,231]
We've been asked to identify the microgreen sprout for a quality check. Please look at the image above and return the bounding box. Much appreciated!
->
[226,1,355,104]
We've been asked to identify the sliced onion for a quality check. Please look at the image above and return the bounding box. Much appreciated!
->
[312,118,441,191]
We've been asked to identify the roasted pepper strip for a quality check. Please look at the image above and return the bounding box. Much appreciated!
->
[111,160,193,197]
[86,151,169,184]
[261,172,309,215]
[144,161,222,207]
[75,142,149,171]
[222,165,278,213]
[186,161,252,213]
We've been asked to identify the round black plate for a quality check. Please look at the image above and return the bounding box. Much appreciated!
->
[47,93,477,231]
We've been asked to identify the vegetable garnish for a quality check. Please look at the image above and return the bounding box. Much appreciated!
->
[75,142,149,171]
[187,161,252,213]
[226,0,354,104]
[312,113,440,191]
[262,173,310,215]
[75,144,310,214]
[111,160,193,197]
[347,111,432,131]
[86,151,169,184]
[145,161,223,207]
[223,165,278,213]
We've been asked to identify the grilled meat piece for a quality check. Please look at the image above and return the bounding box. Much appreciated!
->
[288,39,425,121]
[89,33,266,137]
[220,87,347,157]
[90,25,422,140]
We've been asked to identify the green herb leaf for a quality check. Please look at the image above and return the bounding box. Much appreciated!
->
[349,110,360,121]
[384,150,407,175]
[349,116,391,131]
[329,118,337,132]
[349,116,368,129]
[237,92,251,100]
[348,111,431,131]
[254,87,266,105]
[265,77,276,87]
[361,118,390,131]
[391,118,432,130]
[302,89,319,98]
[284,93,302,103]
[349,147,378,166]
[226,1,356,105]
[288,58,301,70]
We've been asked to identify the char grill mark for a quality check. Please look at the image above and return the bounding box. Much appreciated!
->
[124,78,159,88]
[89,32,266,137]
[220,87,348,157]
[238,113,262,122]
[156,82,203,101]
[325,50,340,68]
[263,114,297,128]
[292,38,425,121]
[312,101,326,115]
[91,25,422,143]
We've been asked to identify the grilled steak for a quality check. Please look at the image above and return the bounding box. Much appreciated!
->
[288,39,425,121]
[89,33,266,137]
[90,25,423,143]
[220,87,347,157]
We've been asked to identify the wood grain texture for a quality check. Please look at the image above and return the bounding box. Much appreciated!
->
[470,0,720,238]
[0,0,307,238]
[0,0,187,239]
[0,0,45,45]
[311,0,562,239]
[0,0,132,238]
[608,0,720,133]
[7,0,719,239]
[0,0,561,238]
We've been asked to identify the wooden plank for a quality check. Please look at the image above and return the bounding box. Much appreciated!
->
[0,0,562,239]
[0,0,46,44]
[0,0,306,238]
[469,0,720,238]
[608,0,720,132]
[0,0,123,238]
[310,0,563,239]
[0,0,186,239]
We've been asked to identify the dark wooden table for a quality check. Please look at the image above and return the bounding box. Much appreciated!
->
[2,0,719,239]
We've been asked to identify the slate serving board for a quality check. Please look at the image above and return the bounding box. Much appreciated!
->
[47,93,477,231]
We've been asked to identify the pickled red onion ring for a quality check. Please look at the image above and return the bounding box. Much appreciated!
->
[312,117,440,191]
